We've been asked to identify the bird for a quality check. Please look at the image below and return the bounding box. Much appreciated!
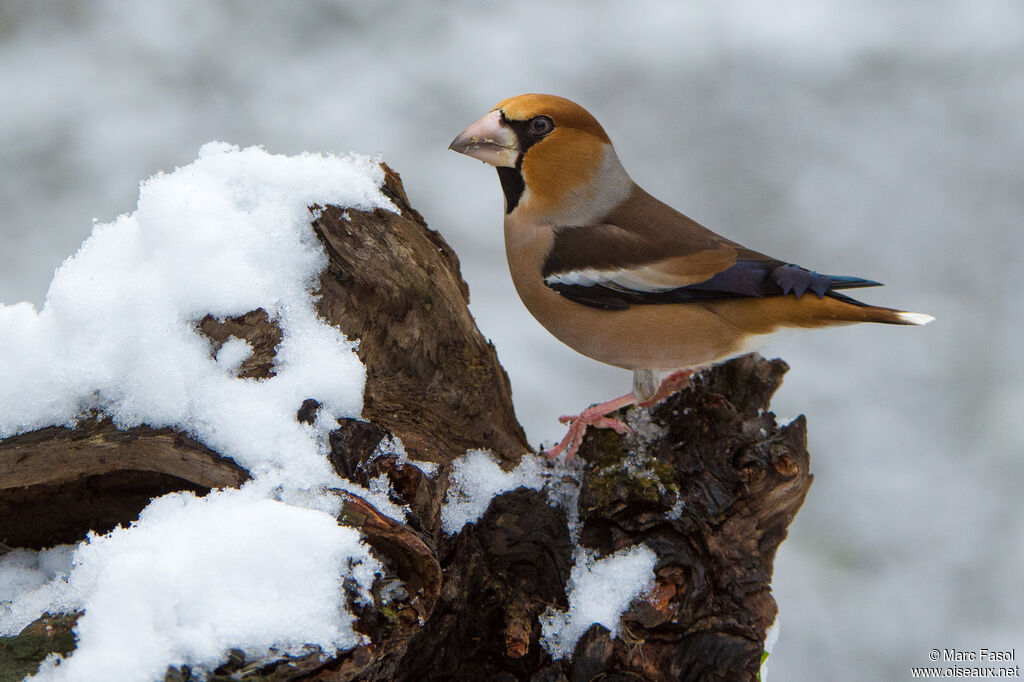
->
[449,93,933,460]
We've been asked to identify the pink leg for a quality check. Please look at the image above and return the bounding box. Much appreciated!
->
[638,370,693,407]
[543,392,637,461]
[544,370,693,462]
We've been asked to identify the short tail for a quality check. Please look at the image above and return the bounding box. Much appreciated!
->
[827,291,935,326]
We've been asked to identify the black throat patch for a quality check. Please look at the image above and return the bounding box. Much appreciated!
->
[497,166,525,213]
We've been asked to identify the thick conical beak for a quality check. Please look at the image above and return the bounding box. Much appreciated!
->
[449,110,519,167]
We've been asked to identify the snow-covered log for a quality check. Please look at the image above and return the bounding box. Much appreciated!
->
[0,163,810,681]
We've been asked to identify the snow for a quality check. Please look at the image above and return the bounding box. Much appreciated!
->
[375,434,439,477]
[0,144,398,678]
[213,336,254,375]
[440,449,548,535]
[8,488,380,681]
[440,449,662,660]
[0,142,394,492]
[760,615,781,682]
[440,448,587,540]
[0,546,75,605]
[539,545,658,659]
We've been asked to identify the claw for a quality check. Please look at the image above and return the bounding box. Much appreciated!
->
[592,417,631,434]
[545,370,695,461]
[544,393,637,461]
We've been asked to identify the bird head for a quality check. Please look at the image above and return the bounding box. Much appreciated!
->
[450,94,632,223]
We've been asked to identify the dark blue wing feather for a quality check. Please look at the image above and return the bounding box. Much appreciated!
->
[548,259,882,310]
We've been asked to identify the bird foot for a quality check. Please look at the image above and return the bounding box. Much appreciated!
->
[544,393,636,461]
[543,371,693,461]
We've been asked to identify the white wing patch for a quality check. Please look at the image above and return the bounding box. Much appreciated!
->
[544,267,685,293]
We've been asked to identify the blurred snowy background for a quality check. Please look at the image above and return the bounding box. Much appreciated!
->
[1,1,1020,679]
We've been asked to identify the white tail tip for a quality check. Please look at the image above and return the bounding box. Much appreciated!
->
[896,311,935,325]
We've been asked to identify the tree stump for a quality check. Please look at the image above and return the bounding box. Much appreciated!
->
[0,165,812,681]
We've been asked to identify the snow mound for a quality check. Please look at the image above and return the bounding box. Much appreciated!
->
[440,449,548,534]
[10,488,380,681]
[539,545,658,659]
[0,144,398,678]
[0,141,393,490]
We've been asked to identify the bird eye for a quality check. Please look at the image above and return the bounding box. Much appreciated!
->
[528,116,554,137]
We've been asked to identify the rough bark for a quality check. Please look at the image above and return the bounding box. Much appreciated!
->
[0,420,248,550]
[311,174,529,471]
[0,165,811,681]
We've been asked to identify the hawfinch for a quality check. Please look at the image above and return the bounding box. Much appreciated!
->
[450,94,933,459]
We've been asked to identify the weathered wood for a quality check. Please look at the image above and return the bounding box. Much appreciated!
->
[0,420,247,549]
[0,166,810,682]
[198,309,283,380]
[310,165,530,472]
[567,355,810,681]
[389,355,809,682]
